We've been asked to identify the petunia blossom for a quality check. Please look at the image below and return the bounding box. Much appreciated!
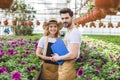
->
[12,71,21,80]
[77,68,84,77]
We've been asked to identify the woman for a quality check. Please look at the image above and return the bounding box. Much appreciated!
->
[36,18,62,80]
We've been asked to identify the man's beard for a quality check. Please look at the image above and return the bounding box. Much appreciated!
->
[63,22,72,28]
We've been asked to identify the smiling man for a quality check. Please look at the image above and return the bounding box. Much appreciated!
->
[52,8,82,80]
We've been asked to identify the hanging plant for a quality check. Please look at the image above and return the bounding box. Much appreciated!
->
[36,21,40,26]
[116,22,120,28]
[102,9,117,16]
[3,20,8,26]
[19,21,24,26]
[99,21,104,28]
[108,22,113,28]
[27,21,33,26]
[90,22,96,28]
[12,21,16,26]
[81,23,86,27]
[87,11,96,22]
[92,8,106,20]
[0,0,13,9]
[43,22,47,29]
[117,0,120,11]
[94,0,118,9]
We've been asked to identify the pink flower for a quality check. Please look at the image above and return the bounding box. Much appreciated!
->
[0,50,4,58]
[21,61,26,65]
[26,67,31,72]
[86,78,90,80]
[77,68,84,77]
[12,72,21,80]
[0,67,9,73]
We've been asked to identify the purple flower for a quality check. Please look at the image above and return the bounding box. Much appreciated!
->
[96,66,101,71]
[77,68,84,77]
[91,61,95,65]
[109,55,113,59]
[8,49,14,55]
[0,67,9,73]
[11,42,17,44]
[0,50,4,58]
[80,55,83,59]
[117,78,120,80]
[25,51,29,55]
[93,46,97,50]
[11,41,18,48]
[101,61,106,66]
[34,43,38,49]
[21,62,26,65]
[110,70,116,74]
[20,42,24,46]
[94,70,99,75]
[26,67,31,72]
[31,66,36,70]
[116,55,120,61]
[12,72,21,80]
[80,62,85,66]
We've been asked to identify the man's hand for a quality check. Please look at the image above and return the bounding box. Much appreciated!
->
[51,54,61,62]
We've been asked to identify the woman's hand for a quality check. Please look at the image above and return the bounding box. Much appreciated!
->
[51,54,61,62]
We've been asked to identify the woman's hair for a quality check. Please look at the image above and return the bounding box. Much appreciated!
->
[59,8,73,17]
[44,24,60,38]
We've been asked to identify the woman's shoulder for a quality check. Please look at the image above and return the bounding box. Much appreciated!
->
[39,36,47,41]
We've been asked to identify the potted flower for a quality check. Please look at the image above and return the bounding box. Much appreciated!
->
[3,20,8,26]
[94,0,118,9]
[116,22,120,28]
[36,21,40,26]
[92,8,106,20]
[12,21,17,26]
[90,22,96,28]
[99,21,104,28]
[0,0,13,9]
[108,22,113,28]
[27,21,33,26]
[19,21,24,26]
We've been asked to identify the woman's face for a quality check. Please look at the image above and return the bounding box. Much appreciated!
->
[48,23,58,35]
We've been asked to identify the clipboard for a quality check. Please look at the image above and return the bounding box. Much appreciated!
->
[51,38,69,65]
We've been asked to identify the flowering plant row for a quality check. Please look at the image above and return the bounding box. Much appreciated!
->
[0,35,120,80]
[76,36,120,80]
[0,37,41,80]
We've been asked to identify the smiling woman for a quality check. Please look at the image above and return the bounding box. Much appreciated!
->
[0,0,14,9]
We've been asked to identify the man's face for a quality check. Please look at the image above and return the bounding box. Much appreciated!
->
[60,13,72,28]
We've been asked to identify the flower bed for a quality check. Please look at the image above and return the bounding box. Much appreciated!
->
[76,36,120,80]
[0,37,40,80]
[0,35,120,80]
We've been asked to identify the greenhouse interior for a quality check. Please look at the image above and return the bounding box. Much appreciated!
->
[0,0,120,80]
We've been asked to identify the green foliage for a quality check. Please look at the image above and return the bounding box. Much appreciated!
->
[11,25,33,36]
[1,34,120,80]
[87,5,95,12]
[9,0,35,36]
[76,35,120,80]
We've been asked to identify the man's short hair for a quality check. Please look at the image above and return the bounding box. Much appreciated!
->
[59,8,73,17]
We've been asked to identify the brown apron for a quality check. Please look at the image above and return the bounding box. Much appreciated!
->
[58,60,76,80]
[41,62,58,80]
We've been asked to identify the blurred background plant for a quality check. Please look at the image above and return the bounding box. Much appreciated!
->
[3,0,36,36]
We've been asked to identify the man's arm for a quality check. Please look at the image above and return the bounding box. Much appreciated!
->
[53,43,79,61]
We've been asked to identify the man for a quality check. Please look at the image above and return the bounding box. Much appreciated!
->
[52,8,82,80]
